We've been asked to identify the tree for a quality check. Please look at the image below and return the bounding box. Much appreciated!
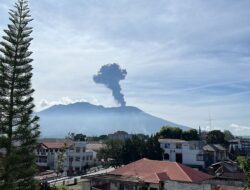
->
[0,0,40,189]
[159,126,182,139]
[182,129,199,141]
[224,130,234,142]
[97,139,124,167]
[159,126,199,141]
[73,133,86,141]
[206,130,225,145]
[55,143,67,177]
[121,135,146,164]
[237,156,250,189]
[145,135,163,160]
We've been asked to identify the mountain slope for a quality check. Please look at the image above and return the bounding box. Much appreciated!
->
[37,102,189,137]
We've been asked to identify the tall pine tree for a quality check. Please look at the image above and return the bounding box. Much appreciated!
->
[0,0,40,189]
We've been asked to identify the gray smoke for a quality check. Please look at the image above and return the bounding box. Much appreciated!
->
[93,63,127,107]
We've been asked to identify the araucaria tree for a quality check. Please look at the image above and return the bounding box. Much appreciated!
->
[0,0,40,189]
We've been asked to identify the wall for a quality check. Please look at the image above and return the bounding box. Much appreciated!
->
[161,141,204,167]
[164,181,212,190]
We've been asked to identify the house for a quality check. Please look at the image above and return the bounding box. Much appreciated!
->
[229,138,250,157]
[64,141,98,175]
[203,144,228,167]
[85,158,214,190]
[206,161,246,189]
[36,140,73,170]
[36,139,98,175]
[159,139,205,168]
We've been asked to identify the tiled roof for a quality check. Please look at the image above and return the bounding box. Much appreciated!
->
[42,141,74,149]
[42,142,67,149]
[109,158,213,184]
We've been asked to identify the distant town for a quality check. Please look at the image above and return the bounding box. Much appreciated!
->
[32,127,250,190]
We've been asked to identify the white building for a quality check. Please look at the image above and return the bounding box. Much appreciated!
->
[229,138,250,157]
[64,141,98,175]
[36,140,98,175]
[159,139,205,168]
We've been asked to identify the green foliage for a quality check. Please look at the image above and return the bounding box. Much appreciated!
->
[55,143,67,176]
[73,133,86,141]
[0,0,40,189]
[159,126,199,141]
[237,156,250,188]
[206,130,226,145]
[224,130,234,142]
[182,129,199,141]
[97,135,163,166]
[97,139,124,166]
[114,131,128,135]
[160,126,182,139]
[87,135,108,141]
[121,135,147,164]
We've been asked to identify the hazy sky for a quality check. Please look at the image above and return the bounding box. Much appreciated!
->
[1,0,250,135]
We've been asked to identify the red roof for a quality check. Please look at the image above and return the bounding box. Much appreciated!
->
[42,142,65,149]
[109,158,213,184]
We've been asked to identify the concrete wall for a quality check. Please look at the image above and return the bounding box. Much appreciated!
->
[164,181,212,190]
[161,141,204,167]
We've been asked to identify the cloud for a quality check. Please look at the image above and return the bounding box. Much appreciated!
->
[227,123,250,136]
[1,0,250,134]
[37,97,88,111]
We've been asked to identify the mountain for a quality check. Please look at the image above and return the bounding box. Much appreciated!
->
[37,102,189,137]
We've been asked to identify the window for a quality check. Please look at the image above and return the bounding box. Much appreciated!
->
[76,147,81,153]
[69,157,73,162]
[82,147,86,152]
[196,154,203,161]
[86,156,89,160]
[89,155,93,160]
[82,156,85,161]
[75,157,80,162]
[165,143,170,148]
[176,143,182,149]
[164,153,169,160]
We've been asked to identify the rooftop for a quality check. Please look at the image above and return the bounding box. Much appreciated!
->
[158,139,187,143]
[203,144,226,152]
[109,158,213,184]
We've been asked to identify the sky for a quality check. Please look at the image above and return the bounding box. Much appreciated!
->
[0,0,250,135]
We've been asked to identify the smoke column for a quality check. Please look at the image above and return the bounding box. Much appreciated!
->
[93,63,127,107]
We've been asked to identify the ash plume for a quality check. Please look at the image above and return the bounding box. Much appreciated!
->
[93,63,127,107]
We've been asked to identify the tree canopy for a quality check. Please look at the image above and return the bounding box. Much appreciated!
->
[0,0,40,189]
[159,126,199,141]
[97,134,163,166]
[206,130,226,145]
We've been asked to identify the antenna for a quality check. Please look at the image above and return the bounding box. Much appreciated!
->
[208,111,216,131]
[209,112,212,131]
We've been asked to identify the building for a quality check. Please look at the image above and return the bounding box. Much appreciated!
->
[65,141,98,175]
[36,139,98,175]
[85,158,214,190]
[229,138,250,157]
[207,161,246,189]
[203,144,228,167]
[159,139,205,168]
[36,140,73,170]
